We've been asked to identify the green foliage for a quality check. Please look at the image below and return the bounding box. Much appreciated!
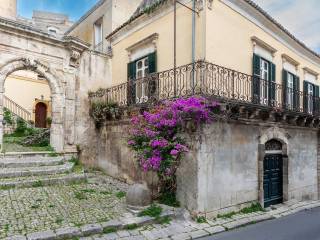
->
[74,191,87,200]
[217,211,237,219]
[138,204,162,218]
[158,192,180,207]
[125,223,138,230]
[0,185,15,191]
[81,188,96,193]
[70,157,83,173]
[143,0,168,14]
[103,227,117,234]
[32,180,44,188]
[89,100,121,128]
[3,109,13,125]
[240,203,264,214]
[46,117,52,125]
[115,191,126,199]
[156,216,171,224]
[217,203,264,219]
[15,117,28,135]
[196,216,207,223]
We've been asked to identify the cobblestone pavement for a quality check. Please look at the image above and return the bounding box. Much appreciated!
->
[0,172,129,239]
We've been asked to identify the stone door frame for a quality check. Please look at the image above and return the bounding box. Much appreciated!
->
[258,128,289,208]
[0,58,65,152]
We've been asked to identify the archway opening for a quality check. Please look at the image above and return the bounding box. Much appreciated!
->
[3,69,52,152]
[263,139,283,207]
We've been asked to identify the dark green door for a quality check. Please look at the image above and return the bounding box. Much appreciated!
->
[263,154,283,207]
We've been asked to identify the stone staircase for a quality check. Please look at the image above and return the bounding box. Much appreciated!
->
[0,153,86,188]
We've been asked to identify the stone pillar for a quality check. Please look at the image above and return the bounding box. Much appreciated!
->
[258,144,265,207]
[50,93,65,152]
[64,75,76,147]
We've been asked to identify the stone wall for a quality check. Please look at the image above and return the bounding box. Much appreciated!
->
[176,121,319,217]
[83,115,319,216]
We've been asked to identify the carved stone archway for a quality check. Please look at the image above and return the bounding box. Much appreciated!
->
[258,127,290,207]
[0,57,65,152]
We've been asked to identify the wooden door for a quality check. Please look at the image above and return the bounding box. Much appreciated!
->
[263,154,283,207]
[35,102,47,128]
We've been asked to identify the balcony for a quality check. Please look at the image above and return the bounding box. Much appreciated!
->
[89,61,320,126]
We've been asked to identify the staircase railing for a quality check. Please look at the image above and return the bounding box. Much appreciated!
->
[3,95,32,122]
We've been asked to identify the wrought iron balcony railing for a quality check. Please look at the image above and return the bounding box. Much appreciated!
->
[89,61,320,117]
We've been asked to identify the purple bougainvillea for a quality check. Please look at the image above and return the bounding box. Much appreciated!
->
[127,96,219,194]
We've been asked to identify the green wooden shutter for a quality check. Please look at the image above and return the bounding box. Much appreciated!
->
[252,54,261,104]
[293,76,300,111]
[127,61,136,80]
[148,51,157,73]
[314,84,319,115]
[282,70,288,109]
[127,61,136,105]
[269,63,276,106]
[303,81,308,113]
[147,52,157,98]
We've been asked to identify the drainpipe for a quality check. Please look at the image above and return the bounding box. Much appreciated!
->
[191,0,196,92]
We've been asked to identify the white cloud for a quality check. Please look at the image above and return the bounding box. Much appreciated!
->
[253,0,320,53]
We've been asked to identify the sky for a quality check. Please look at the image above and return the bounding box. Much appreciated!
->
[17,0,99,21]
[17,0,320,54]
[254,0,320,54]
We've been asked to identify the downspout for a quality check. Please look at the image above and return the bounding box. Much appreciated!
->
[192,0,196,92]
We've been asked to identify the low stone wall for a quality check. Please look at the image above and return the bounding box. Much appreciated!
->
[80,119,158,190]
[82,116,319,216]
[177,120,319,217]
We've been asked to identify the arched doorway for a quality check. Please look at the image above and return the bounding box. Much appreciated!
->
[35,102,47,128]
[263,139,283,207]
[0,58,65,152]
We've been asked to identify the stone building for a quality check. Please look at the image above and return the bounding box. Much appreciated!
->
[1,0,320,217]
[86,0,320,217]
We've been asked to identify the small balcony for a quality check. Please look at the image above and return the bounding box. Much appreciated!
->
[89,61,320,126]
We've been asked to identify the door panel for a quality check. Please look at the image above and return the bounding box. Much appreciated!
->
[35,102,47,128]
[264,154,283,207]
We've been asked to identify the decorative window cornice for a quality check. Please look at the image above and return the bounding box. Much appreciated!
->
[251,36,277,56]
[126,33,159,54]
[303,67,319,77]
[281,54,300,67]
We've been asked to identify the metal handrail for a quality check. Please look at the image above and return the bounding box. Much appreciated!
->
[4,95,32,121]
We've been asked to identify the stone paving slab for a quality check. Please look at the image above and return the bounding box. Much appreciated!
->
[1,173,128,239]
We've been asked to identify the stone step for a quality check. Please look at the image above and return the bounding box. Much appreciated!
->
[0,172,86,188]
[0,156,65,168]
[0,162,74,178]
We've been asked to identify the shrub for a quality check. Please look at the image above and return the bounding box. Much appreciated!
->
[138,204,162,218]
[128,97,219,197]
[90,101,121,128]
[3,109,13,126]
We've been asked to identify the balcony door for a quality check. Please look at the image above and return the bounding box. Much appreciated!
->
[252,54,276,106]
[303,81,319,115]
[282,70,299,111]
[127,52,157,104]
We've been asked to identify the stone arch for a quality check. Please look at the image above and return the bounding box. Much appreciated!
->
[0,57,65,152]
[257,127,289,207]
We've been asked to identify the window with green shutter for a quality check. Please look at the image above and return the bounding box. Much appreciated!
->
[127,52,157,104]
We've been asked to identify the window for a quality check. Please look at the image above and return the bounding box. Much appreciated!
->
[47,27,58,37]
[94,18,103,51]
[307,83,314,114]
[135,57,149,101]
[252,54,276,106]
[127,52,157,104]
[287,72,294,108]
[260,58,269,105]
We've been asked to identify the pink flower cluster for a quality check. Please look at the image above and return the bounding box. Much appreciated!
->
[128,97,219,175]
